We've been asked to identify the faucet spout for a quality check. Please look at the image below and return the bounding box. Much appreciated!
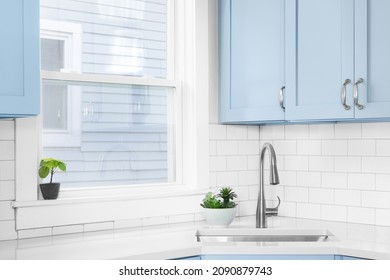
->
[256,143,279,228]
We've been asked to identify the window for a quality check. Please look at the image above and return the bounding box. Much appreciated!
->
[40,0,180,189]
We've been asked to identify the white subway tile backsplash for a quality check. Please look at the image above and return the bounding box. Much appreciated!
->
[248,122,390,226]
[284,156,309,171]
[297,172,321,188]
[209,172,217,188]
[285,186,309,203]
[238,141,260,155]
[0,141,14,161]
[216,171,239,186]
[309,124,335,139]
[348,140,376,156]
[321,205,347,222]
[209,156,226,172]
[53,225,84,235]
[238,200,257,216]
[335,123,362,139]
[114,218,142,229]
[226,156,248,171]
[309,188,334,204]
[322,140,347,156]
[362,123,390,139]
[0,220,17,241]
[296,203,321,219]
[322,172,348,189]
[216,141,238,155]
[273,140,297,155]
[0,121,14,141]
[260,125,284,140]
[84,222,114,232]
[362,191,390,209]
[209,141,217,156]
[335,189,361,206]
[0,181,14,201]
[375,209,390,227]
[238,171,259,185]
[376,140,390,156]
[279,171,297,186]
[0,161,15,181]
[247,156,259,170]
[285,125,308,140]
[169,214,195,224]
[209,124,227,140]
[247,126,260,140]
[375,174,390,191]
[226,126,248,140]
[347,207,375,225]
[362,157,390,174]
[18,228,53,239]
[297,140,322,155]
[309,156,334,172]
[143,216,169,227]
[348,173,375,190]
[0,201,13,221]
[278,201,296,217]
[335,157,361,173]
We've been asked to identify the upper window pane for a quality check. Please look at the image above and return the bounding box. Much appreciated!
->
[41,38,65,71]
[40,0,168,78]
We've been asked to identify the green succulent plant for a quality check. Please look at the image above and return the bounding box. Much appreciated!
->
[38,158,67,184]
[200,187,237,209]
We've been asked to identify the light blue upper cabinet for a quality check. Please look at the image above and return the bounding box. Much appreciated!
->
[0,0,40,117]
[354,0,390,119]
[285,0,355,121]
[219,0,285,124]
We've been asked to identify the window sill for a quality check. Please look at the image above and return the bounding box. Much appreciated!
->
[12,187,207,209]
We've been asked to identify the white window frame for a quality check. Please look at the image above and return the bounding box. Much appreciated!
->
[13,0,210,229]
[40,19,82,147]
[38,0,186,196]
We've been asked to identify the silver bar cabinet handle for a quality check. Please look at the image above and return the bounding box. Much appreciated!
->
[279,85,286,112]
[341,79,351,111]
[354,78,364,110]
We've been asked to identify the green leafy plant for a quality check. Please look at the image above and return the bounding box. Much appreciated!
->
[38,158,67,183]
[200,187,237,209]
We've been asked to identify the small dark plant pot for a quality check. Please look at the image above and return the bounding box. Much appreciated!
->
[40,183,60,200]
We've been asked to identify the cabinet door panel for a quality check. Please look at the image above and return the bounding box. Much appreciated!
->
[219,0,285,123]
[0,0,40,117]
[285,0,354,121]
[355,0,390,118]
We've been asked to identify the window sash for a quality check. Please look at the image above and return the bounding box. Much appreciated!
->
[41,70,182,190]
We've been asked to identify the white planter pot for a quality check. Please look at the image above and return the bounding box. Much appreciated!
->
[203,207,237,227]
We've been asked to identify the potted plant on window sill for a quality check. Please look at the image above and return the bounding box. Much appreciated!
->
[38,158,67,200]
[200,187,238,227]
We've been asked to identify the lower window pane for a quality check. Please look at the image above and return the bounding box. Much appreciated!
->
[42,79,176,188]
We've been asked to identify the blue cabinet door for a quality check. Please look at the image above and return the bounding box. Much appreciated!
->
[285,0,355,121]
[354,0,390,119]
[0,0,40,117]
[219,0,285,124]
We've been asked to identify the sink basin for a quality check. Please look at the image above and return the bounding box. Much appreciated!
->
[196,228,335,243]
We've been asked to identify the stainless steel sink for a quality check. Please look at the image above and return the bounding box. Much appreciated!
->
[196,228,335,243]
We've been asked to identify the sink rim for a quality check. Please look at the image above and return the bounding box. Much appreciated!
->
[195,228,337,243]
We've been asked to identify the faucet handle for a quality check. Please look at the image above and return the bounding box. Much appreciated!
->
[266,196,281,217]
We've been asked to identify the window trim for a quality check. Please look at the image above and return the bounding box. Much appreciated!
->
[13,0,210,226]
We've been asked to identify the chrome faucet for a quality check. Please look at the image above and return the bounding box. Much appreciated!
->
[256,143,280,228]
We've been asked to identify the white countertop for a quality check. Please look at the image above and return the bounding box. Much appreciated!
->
[2,216,390,260]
